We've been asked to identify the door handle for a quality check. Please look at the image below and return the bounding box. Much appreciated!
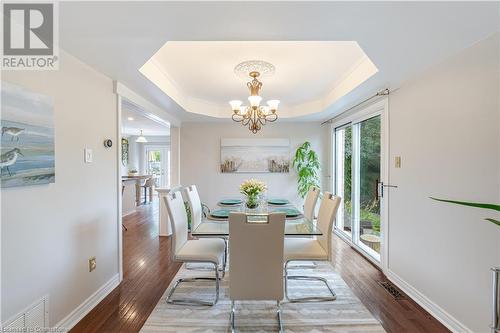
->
[377,181,398,198]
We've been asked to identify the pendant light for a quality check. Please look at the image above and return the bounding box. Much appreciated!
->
[136,130,148,143]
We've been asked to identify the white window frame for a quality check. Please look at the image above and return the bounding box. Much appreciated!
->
[144,144,171,188]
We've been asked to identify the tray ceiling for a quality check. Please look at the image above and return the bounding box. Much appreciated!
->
[139,41,378,118]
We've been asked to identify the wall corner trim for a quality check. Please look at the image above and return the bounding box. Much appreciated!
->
[53,274,120,331]
[114,81,181,127]
[386,269,472,333]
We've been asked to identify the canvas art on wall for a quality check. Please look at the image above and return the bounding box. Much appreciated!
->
[220,138,290,173]
[1,82,55,188]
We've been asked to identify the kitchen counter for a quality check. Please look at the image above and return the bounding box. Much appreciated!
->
[122,179,137,216]
[122,175,153,206]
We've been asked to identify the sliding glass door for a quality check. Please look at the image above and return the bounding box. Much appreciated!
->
[334,112,384,262]
[357,115,381,258]
[334,125,353,238]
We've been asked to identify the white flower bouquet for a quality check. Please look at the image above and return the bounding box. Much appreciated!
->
[240,179,267,208]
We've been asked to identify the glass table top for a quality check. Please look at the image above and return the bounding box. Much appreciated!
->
[191,218,322,236]
[192,202,322,236]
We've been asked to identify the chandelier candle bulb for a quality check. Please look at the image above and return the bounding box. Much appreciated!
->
[267,100,280,111]
[229,100,242,112]
[248,95,262,108]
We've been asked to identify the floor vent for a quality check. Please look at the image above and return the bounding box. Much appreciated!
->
[3,296,49,330]
[378,281,405,300]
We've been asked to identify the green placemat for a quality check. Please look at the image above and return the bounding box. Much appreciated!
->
[267,198,290,205]
[219,199,242,205]
[273,208,301,217]
[210,209,230,218]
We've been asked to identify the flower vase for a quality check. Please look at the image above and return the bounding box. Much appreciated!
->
[245,195,259,209]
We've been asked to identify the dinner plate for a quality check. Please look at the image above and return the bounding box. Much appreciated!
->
[210,209,230,218]
[273,208,301,217]
[267,198,290,205]
[219,199,242,205]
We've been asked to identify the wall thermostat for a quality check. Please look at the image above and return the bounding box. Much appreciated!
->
[103,139,113,148]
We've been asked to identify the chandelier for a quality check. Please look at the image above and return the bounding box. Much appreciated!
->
[229,60,280,134]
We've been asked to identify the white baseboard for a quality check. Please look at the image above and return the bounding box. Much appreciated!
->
[386,269,471,333]
[54,274,120,331]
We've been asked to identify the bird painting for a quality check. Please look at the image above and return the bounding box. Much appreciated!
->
[2,127,25,141]
[1,82,55,187]
[0,148,24,176]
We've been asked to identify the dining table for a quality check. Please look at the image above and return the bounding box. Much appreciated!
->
[191,198,323,237]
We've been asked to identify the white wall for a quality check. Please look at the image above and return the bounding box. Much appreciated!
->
[180,122,329,209]
[388,34,500,332]
[1,50,119,326]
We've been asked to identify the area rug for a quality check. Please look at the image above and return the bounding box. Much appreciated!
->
[140,262,386,333]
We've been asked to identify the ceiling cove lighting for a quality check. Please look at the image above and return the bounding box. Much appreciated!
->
[229,60,280,134]
[136,130,148,143]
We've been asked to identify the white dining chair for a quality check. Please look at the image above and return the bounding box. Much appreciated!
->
[184,185,227,272]
[229,212,286,333]
[184,185,203,231]
[284,192,341,302]
[163,191,226,306]
[303,187,320,221]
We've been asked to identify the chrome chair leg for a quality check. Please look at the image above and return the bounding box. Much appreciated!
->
[221,238,228,278]
[284,260,336,302]
[230,300,236,333]
[287,261,317,269]
[277,300,284,333]
[166,262,220,306]
[230,300,284,332]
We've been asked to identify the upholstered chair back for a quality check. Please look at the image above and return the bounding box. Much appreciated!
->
[316,192,341,260]
[229,212,285,301]
[303,187,320,221]
[184,185,202,230]
[163,191,188,256]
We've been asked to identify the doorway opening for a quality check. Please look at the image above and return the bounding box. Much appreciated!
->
[120,98,170,209]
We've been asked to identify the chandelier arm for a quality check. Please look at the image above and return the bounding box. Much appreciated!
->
[266,114,278,122]
[232,113,244,122]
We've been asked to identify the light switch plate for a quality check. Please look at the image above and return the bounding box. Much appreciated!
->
[89,257,96,272]
[84,148,93,163]
[395,156,401,168]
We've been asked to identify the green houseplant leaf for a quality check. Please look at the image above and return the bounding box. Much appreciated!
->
[292,141,321,198]
[430,197,500,227]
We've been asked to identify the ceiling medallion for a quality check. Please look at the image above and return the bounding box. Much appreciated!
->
[229,61,280,134]
[234,60,276,80]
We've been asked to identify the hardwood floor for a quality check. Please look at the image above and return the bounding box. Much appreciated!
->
[72,200,449,333]
[71,201,181,333]
[330,238,450,333]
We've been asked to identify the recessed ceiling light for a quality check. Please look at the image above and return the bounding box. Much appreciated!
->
[127,117,134,121]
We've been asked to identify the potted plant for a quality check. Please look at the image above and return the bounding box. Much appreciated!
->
[240,179,267,209]
[292,141,321,198]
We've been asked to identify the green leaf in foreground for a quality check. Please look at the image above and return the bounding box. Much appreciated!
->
[485,218,500,227]
[430,197,500,227]
[429,197,500,212]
